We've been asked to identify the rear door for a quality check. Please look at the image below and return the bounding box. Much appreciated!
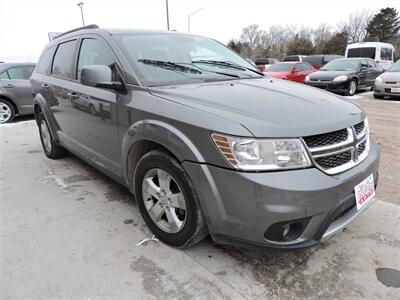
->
[67,35,123,176]
[0,65,35,113]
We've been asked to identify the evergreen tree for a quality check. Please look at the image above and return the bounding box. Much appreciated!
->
[366,8,400,42]
[322,31,349,55]
[286,34,315,55]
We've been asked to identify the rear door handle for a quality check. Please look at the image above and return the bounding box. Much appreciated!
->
[67,92,79,100]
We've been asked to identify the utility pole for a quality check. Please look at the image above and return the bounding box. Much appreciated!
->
[165,0,170,30]
[187,8,203,33]
[77,2,85,26]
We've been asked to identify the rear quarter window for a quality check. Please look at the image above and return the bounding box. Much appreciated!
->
[52,40,78,79]
[36,47,55,74]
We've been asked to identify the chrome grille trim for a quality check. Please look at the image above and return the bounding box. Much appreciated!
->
[303,119,369,175]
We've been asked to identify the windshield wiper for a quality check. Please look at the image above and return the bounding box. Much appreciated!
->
[138,59,202,74]
[192,60,264,76]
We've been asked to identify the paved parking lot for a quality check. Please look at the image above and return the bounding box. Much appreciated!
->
[1,93,399,299]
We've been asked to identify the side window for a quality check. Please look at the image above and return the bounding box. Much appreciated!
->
[302,63,312,71]
[0,71,9,80]
[7,66,33,80]
[77,38,115,80]
[37,47,55,74]
[295,64,304,71]
[52,40,77,78]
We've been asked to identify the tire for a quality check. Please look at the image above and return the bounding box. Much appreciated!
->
[345,79,357,96]
[134,149,208,248]
[0,99,15,124]
[37,111,67,159]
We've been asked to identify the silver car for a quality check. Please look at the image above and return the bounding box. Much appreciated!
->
[0,63,36,123]
[374,60,400,99]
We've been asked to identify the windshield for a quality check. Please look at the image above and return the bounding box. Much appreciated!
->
[115,33,261,86]
[321,59,360,71]
[388,60,400,72]
[266,63,293,72]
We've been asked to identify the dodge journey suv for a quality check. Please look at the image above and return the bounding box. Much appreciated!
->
[31,25,380,249]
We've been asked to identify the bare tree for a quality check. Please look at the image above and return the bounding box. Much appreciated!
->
[240,24,262,49]
[313,23,333,53]
[339,10,373,43]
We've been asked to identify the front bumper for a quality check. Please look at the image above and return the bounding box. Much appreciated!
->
[374,82,400,97]
[305,80,349,94]
[183,139,380,250]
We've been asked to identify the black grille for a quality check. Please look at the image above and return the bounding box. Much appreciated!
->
[303,129,348,148]
[315,151,352,169]
[354,121,365,135]
[358,141,366,155]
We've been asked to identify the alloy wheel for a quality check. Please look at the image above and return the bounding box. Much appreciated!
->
[0,102,12,124]
[142,168,187,233]
[40,119,52,153]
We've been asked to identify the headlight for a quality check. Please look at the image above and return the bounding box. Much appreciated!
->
[375,77,383,84]
[212,134,312,171]
[305,75,310,81]
[332,75,348,82]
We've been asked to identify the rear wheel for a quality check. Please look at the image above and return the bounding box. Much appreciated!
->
[345,79,357,96]
[37,112,67,159]
[0,99,15,124]
[134,149,208,248]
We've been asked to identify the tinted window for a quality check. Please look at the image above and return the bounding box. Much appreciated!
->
[37,47,55,74]
[283,56,299,62]
[255,58,269,65]
[347,47,376,59]
[77,39,115,80]
[7,66,35,80]
[0,71,9,80]
[303,56,323,66]
[381,48,392,60]
[52,40,77,78]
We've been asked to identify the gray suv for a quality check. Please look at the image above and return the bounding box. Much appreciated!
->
[31,25,380,249]
[0,63,36,123]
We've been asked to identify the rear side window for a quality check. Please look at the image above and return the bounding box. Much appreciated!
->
[6,66,35,80]
[302,63,313,70]
[36,47,55,74]
[52,40,77,78]
[77,38,115,80]
[381,48,392,61]
[347,47,376,59]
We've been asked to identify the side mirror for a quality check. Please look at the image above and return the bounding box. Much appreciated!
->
[80,65,126,94]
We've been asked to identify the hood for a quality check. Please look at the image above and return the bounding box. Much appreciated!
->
[308,70,356,81]
[149,77,365,137]
[264,72,289,79]
[378,71,400,82]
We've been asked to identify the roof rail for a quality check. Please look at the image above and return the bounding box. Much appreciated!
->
[55,24,99,40]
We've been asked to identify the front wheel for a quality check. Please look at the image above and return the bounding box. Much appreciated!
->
[345,79,357,96]
[134,149,208,248]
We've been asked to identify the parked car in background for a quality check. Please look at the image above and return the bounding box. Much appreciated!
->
[264,61,316,83]
[283,55,307,62]
[31,25,379,250]
[303,55,343,69]
[245,58,256,67]
[305,58,383,96]
[254,57,279,71]
[345,42,396,70]
[374,59,400,99]
[0,63,36,123]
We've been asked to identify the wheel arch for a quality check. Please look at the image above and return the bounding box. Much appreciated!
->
[0,95,19,115]
[33,93,61,142]
[122,120,205,191]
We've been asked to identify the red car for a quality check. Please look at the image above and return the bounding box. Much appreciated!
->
[264,62,316,83]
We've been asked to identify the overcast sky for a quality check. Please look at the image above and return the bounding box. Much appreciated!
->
[0,0,398,62]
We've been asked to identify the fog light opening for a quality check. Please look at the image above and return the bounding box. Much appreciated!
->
[282,222,302,241]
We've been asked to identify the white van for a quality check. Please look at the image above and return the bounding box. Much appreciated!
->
[345,42,396,70]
